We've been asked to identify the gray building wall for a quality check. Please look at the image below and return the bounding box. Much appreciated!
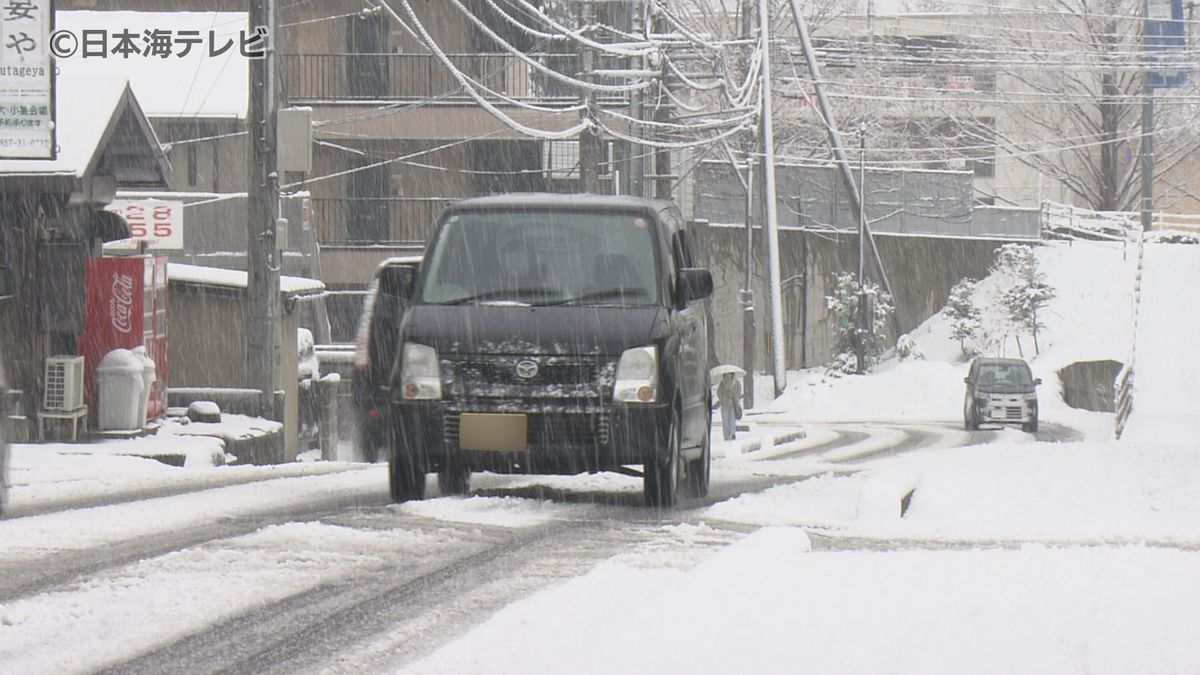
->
[694,160,1041,239]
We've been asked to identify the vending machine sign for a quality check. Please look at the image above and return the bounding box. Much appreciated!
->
[105,199,185,250]
[108,270,135,335]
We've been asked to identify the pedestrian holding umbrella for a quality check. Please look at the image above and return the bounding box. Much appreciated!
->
[711,365,745,441]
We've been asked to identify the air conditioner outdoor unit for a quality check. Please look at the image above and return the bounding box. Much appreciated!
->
[44,355,85,412]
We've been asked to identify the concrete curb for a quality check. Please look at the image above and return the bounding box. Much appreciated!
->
[731,428,808,454]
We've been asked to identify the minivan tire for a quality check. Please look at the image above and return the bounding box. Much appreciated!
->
[964,402,979,431]
[437,460,471,496]
[1023,416,1039,434]
[645,413,681,508]
[388,429,426,503]
[684,419,711,499]
[357,422,379,464]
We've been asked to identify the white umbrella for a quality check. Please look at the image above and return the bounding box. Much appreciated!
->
[710,364,746,379]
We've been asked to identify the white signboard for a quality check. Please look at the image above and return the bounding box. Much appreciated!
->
[0,0,53,158]
[105,199,185,250]
[1147,0,1172,19]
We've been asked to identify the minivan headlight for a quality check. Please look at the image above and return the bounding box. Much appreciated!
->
[401,342,442,400]
[614,345,657,403]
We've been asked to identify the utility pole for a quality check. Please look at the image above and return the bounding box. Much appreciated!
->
[1141,0,1155,232]
[737,0,756,407]
[579,1,602,193]
[628,0,649,197]
[758,0,786,397]
[743,152,756,408]
[248,0,280,419]
[651,10,673,198]
[856,127,868,374]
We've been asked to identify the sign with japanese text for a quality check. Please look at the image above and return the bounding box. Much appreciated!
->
[104,199,185,250]
[0,0,53,158]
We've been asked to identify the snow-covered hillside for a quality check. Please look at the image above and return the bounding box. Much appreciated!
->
[757,239,1138,440]
[1121,243,1200,443]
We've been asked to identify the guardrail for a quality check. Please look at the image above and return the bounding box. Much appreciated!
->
[1114,228,1146,439]
[1042,201,1200,242]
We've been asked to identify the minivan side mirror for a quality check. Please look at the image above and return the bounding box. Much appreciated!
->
[0,265,13,299]
[964,377,970,384]
[1034,377,1042,386]
[379,263,418,299]
[677,268,713,305]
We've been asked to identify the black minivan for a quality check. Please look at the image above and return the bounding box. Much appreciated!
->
[387,194,714,507]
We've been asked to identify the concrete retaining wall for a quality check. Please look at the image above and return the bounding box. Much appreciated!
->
[1057,360,1122,412]
[693,222,1007,370]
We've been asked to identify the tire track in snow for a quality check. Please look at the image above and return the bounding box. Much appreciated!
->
[97,508,744,675]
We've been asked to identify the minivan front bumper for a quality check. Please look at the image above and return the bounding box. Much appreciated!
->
[390,399,671,475]
[975,393,1037,424]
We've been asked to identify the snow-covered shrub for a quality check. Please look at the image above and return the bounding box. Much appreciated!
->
[1149,230,1200,245]
[825,271,894,374]
[895,334,925,361]
[824,352,857,378]
[942,277,981,357]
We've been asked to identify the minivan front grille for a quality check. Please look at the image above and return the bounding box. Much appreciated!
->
[455,359,597,386]
[444,355,616,398]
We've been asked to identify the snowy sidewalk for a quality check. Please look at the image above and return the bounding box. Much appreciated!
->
[1122,244,1200,443]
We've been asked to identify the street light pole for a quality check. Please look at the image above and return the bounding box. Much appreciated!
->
[758,0,786,397]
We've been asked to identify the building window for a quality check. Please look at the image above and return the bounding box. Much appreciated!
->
[347,162,390,242]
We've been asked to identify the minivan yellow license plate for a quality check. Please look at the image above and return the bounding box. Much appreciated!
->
[458,413,528,452]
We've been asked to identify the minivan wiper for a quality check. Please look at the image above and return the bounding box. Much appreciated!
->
[441,287,560,305]
[537,287,648,306]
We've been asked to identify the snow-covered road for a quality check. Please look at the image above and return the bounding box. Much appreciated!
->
[0,419,980,674]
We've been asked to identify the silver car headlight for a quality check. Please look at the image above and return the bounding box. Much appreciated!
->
[401,342,442,400]
[614,345,658,403]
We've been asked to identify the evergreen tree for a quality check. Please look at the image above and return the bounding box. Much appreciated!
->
[942,277,981,357]
[825,272,894,374]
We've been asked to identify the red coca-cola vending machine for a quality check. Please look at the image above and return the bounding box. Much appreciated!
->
[78,255,169,424]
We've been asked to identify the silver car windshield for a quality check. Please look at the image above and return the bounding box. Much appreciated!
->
[420,210,660,306]
[976,363,1033,387]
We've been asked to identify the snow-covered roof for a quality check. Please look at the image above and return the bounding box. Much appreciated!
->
[168,263,325,296]
[0,74,168,183]
[56,11,248,119]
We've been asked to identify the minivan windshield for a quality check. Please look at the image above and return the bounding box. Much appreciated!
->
[975,362,1034,387]
[420,209,660,306]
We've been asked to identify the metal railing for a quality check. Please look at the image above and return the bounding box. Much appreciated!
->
[1041,201,1200,242]
[280,52,593,102]
[1114,228,1146,439]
